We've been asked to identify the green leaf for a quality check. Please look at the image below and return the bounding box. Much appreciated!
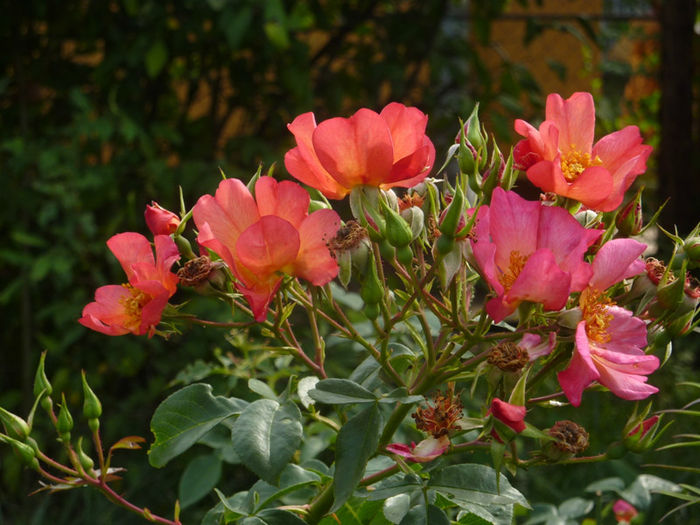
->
[149,383,247,467]
[428,464,530,508]
[365,474,423,501]
[231,399,302,483]
[250,509,307,524]
[309,378,377,405]
[399,504,450,525]
[249,378,277,400]
[585,477,625,493]
[332,403,382,511]
[557,497,593,519]
[145,39,168,77]
[254,464,320,512]
[378,388,423,405]
[383,493,411,524]
[178,453,222,509]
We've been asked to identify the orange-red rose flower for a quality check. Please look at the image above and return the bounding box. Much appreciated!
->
[284,102,435,199]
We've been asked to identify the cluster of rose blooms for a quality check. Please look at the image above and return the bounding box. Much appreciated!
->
[79,92,699,460]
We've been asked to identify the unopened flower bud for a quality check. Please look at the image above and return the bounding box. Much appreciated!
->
[683,235,700,268]
[360,253,383,306]
[623,415,665,453]
[6,437,40,470]
[34,351,53,411]
[81,371,102,433]
[145,202,180,236]
[487,342,529,372]
[438,186,465,238]
[542,420,589,461]
[616,190,643,237]
[613,499,638,524]
[0,407,31,442]
[382,200,413,248]
[481,145,505,200]
[76,436,95,472]
[57,393,74,442]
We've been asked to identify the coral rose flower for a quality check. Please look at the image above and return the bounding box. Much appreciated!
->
[558,239,658,406]
[284,102,435,199]
[193,176,340,321]
[470,187,601,322]
[79,233,180,336]
[514,92,652,212]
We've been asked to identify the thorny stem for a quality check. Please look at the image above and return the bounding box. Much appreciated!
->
[37,463,181,525]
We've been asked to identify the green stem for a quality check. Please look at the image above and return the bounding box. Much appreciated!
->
[305,482,334,524]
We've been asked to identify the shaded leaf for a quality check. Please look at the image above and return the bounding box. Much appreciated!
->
[178,453,222,509]
[231,399,302,483]
[332,403,382,511]
[149,384,247,467]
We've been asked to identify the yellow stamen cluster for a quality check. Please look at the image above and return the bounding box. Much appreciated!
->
[561,147,602,182]
[498,251,530,291]
[579,287,614,343]
[119,284,149,331]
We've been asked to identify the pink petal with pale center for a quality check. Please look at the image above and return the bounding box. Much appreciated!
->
[545,92,595,155]
[589,238,646,291]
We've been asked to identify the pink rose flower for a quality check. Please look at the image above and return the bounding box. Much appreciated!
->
[558,239,658,406]
[470,187,601,322]
[514,92,652,212]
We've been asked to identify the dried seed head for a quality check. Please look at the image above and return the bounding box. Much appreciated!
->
[327,220,368,255]
[548,420,589,455]
[487,341,529,372]
[412,388,464,438]
[177,256,216,287]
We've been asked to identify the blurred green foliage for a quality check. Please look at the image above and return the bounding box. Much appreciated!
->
[2,0,694,524]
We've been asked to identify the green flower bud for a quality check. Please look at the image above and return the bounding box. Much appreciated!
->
[400,205,425,241]
[57,394,74,442]
[81,371,102,433]
[378,238,395,261]
[683,235,700,268]
[76,437,95,472]
[34,351,53,411]
[363,301,380,320]
[360,253,383,305]
[381,200,413,248]
[438,185,465,238]
[395,245,413,266]
[0,407,31,442]
[435,235,455,256]
[8,437,40,470]
[616,188,644,237]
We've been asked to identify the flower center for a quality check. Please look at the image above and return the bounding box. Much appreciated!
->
[119,284,149,331]
[579,288,614,343]
[561,147,602,182]
[498,251,530,291]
